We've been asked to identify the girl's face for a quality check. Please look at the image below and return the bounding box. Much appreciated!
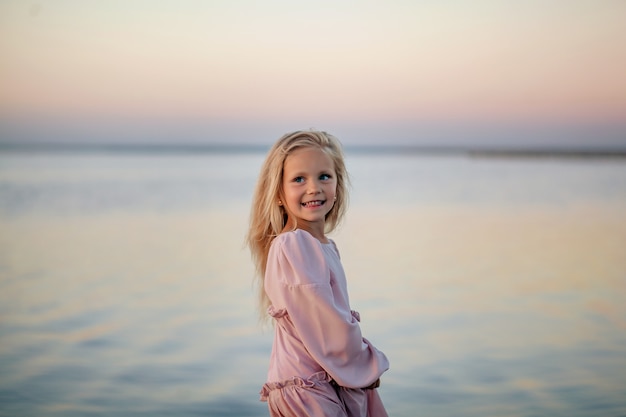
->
[281,147,337,234]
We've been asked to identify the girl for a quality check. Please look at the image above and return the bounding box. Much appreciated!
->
[247,130,390,417]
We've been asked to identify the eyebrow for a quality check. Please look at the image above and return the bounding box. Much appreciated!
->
[289,169,333,176]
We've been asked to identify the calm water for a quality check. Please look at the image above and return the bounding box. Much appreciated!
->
[0,151,625,417]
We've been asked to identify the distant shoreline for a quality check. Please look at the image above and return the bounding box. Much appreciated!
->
[347,145,626,159]
[1,142,625,159]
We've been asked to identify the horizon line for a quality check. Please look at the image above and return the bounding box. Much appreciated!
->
[1,141,626,158]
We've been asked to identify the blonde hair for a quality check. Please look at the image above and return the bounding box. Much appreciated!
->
[246,130,350,318]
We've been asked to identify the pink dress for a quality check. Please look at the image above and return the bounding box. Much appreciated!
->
[260,229,390,417]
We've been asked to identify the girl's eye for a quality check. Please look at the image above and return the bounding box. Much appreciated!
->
[293,176,305,183]
[320,174,332,180]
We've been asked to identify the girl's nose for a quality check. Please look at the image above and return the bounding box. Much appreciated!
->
[307,181,321,194]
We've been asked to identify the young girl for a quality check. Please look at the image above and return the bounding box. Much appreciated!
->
[247,130,390,417]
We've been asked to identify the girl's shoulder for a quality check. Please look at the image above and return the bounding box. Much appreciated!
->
[268,230,332,285]
[271,229,339,259]
[272,229,320,250]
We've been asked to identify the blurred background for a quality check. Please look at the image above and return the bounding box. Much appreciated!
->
[1,1,625,416]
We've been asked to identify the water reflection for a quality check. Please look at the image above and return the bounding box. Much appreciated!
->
[335,202,626,416]
[0,153,625,416]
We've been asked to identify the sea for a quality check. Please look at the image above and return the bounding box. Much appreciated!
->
[0,146,625,417]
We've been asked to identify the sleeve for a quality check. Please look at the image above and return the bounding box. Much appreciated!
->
[266,231,389,388]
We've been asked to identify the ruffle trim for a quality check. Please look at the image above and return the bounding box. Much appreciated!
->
[267,306,360,322]
[259,371,332,401]
[267,306,287,318]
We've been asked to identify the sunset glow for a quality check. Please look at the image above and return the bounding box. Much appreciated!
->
[1,1,625,146]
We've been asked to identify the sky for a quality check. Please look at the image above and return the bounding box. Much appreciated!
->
[1,0,625,148]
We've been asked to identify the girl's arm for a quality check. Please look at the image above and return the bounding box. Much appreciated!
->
[266,231,389,388]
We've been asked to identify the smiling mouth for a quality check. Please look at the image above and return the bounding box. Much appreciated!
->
[302,200,325,208]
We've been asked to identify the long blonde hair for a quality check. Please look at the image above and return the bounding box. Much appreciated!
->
[246,130,350,318]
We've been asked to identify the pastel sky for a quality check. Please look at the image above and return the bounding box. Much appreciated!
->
[1,0,625,147]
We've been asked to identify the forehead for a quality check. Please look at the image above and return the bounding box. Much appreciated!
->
[283,147,335,172]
